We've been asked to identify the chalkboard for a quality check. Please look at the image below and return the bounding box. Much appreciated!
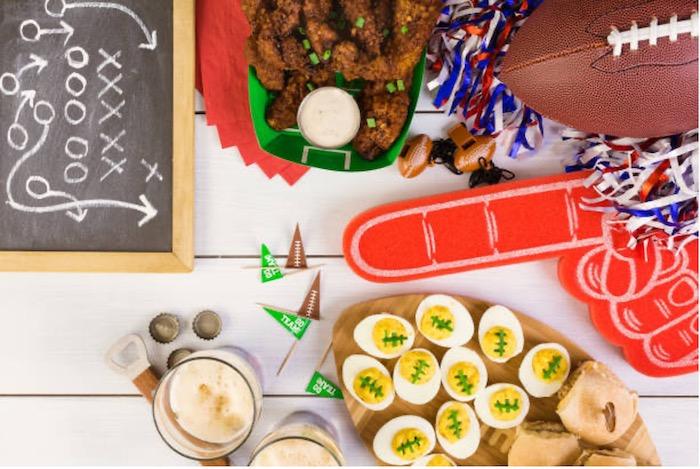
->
[0,0,194,271]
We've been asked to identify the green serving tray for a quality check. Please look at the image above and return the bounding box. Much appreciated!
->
[248,54,425,172]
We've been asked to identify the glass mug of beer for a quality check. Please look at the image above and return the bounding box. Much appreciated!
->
[152,348,263,462]
[249,411,345,466]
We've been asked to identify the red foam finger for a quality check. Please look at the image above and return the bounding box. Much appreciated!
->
[560,233,698,377]
[344,172,603,283]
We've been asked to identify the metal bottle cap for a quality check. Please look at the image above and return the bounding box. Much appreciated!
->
[192,310,222,341]
[167,348,193,368]
[148,313,180,344]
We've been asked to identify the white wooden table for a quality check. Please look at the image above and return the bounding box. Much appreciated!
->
[0,89,697,466]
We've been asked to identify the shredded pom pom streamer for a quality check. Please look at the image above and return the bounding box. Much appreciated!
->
[565,129,699,252]
[427,0,544,157]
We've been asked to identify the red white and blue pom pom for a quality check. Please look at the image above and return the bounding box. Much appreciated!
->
[565,130,699,252]
[427,0,543,157]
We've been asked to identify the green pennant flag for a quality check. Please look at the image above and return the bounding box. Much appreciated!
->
[306,371,343,399]
[262,306,311,340]
[260,244,284,283]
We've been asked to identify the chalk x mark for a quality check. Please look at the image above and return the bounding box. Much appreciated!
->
[100,156,126,181]
[100,130,125,154]
[140,159,163,183]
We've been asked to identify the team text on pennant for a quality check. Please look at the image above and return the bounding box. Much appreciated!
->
[260,243,284,283]
[305,371,343,399]
[262,306,311,340]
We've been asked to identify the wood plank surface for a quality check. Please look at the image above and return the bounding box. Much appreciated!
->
[0,396,693,466]
[0,83,696,467]
[0,259,695,397]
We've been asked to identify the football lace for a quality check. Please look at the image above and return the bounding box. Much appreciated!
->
[607,12,699,56]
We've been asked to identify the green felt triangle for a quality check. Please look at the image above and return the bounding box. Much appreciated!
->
[262,306,311,340]
[305,371,343,399]
[260,244,284,283]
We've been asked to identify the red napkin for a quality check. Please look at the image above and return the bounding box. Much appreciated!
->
[195,0,310,184]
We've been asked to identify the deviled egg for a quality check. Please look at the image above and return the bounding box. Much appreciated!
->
[393,348,441,405]
[373,415,436,465]
[435,401,481,459]
[475,383,530,429]
[440,347,488,402]
[342,354,395,411]
[415,295,474,348]
[412,454,456,466]
[478,305,524,363]
[518,343,570,397]
[354,313,415,359]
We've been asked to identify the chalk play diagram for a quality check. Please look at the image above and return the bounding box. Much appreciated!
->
[0,0,161,227]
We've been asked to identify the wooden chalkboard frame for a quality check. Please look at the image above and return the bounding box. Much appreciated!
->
[0,0,195,273]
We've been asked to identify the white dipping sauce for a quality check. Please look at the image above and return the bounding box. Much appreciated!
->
[169,359,254,444]
[297,87,361,149]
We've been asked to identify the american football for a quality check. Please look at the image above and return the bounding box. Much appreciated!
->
[500,0,698,138]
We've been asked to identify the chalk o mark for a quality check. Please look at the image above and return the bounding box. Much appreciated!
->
[65,46,89,69]
[65,72,87,97]
[7,123,29,151]
[33,100,55,125]
[0,73,19,96]
[64,161,88,184]
[64,99,86,126]
[26,176,53,199]
[65,136,89,160]
[44,0,68,17]
[19,20,41,42]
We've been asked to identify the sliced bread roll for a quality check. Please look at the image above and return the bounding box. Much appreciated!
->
[508,421,581,466]
[557,361,638,445]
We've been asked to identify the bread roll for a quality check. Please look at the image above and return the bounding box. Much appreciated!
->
[576,448,637,466]
[508,421,581,466]
[557,361,638,445]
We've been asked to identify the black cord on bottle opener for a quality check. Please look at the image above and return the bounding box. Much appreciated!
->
[429,140,515,186]
[469,157,515,188]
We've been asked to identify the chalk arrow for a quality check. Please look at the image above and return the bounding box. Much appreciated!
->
[14,90,36,123]
[66,208,89,223]
[20,19,74,45]
[135,195,158,226]
[50,1,158,50]
[18,55,48,76]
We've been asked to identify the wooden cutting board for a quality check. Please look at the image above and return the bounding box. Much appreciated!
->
[332,294,661,466]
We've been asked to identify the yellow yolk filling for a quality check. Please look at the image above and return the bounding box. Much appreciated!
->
[372,318,409,354]
[532,348,568,382]
[427,454,455,466]
[420,305,455,340]
[353,367,392,404]
[437,404,470,443]
[481,326,516,359]
[392,428,429,461]
[399,350,435,385]
[447,362,480,397]
[488,387,522,421]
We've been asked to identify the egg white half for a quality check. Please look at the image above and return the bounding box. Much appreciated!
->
[373,415,436,466]
[518,342,570,397]
[342,354,395,411]
[411,454,456,466]
[474,383,530,429]
[393,348,441,405]
[353,313,416,359]
[440,347,488,402]
[435,401,481,459]
[477,305,524,363]
[415,295,474,348]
